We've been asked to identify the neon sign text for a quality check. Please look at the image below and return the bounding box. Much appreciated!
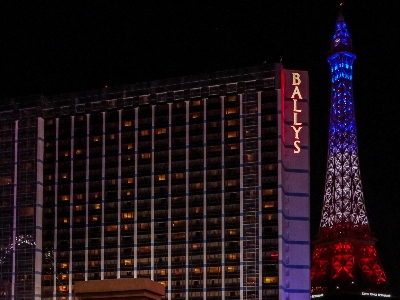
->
[291,72,303,153]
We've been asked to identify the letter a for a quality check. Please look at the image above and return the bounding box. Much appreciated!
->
[294,140,301,153]
[291,86,303,99]
[292,73,301,85]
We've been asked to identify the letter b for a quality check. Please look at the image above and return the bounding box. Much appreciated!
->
[292,73,301,85]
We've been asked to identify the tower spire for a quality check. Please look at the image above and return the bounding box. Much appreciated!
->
[310,12,389,296]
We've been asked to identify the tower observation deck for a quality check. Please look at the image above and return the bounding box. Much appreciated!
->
[310,11,389,298]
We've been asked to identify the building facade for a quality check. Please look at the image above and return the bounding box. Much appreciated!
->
[0,64,309,300]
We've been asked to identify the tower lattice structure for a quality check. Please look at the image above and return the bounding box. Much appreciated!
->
[311,13,388,295]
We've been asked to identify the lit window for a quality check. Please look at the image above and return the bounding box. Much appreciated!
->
[193,183,203,189]
[124,121,132,127]
[225,107,238,114]
[264,201,275,208]
[191,112,201,119]
[138,223,149,229]
[266,214,275,221]
[126,190,131,195]
[127,178,134,184]
[158,174,166,181]
[61,195,69,201]
[193,268,202,274]
[123,224,130,230]
[124,259,133,266]
[74,205,83,211]
[159,281,167,286]
[127,143,134,149]
[109,134,116,140]
[228,144,238,150]
[76,194,83,200]
[94,204,101,210]
[192,100,201,106]
[192,243,200,250]
[93,136,100,142]
[91,216,99,221]
[140,129,149,136]
[122,212,134,219]
[228,229,237,235]
[106,225,117,232]
[227,131,238,138]
[263,189,276,196]
[61,274,68,280]
[194,207,201,213]
[63,218,68,224]
[227,266,235,272]
[228,253,237,260]
[75,149,82,155]
[61,173,68,179]
[160,269,166,276]
[264,276,278,284]
[63,151,69,157]
[156,128,167,134]
[139,246,150,253]
[60,263,68,269]
[174,173,184,180]
[226,180,238,187]
[58,286,68,292]
[209,267,221,273]
[141,153,151,159]
[227,119,239,126]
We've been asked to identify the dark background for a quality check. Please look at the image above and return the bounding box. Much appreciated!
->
[1,0,399,294]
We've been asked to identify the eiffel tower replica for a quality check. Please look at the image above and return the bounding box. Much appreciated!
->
[310,11,389,299]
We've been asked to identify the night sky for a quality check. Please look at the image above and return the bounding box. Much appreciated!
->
[1,1,400,294]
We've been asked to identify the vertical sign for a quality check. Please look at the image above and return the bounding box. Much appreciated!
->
[281,70,309,154]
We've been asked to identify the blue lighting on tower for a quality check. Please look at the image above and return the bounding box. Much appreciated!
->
[327,13,357,155]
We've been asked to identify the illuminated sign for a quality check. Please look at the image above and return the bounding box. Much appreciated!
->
[282,69,309,154]
[361,292,391,298]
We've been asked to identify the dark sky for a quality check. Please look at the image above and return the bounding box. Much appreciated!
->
[1,0,400,294]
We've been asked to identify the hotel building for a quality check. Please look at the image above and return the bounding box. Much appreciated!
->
[0,63,310,300]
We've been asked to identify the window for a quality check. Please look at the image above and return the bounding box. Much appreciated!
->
[141,153,151,159]
[156,128,167,134]
[227,131,238,138]
[106,225,117,232]
[127,178,134,184]
[228,253,237,260]
[228,229,237,235]
[264,201,275,208]
[140,129,149,136]
[74,205,83,211]
[192,100,201,106]
[122,212,134,219]
[61,195,69,201]
[191,112,201,119]
[127,143,134,149]
[124,259,133,266]
[93,204,101,210]
[209,267,221,273]
[173,173,184,180]
[157,174,166,181]
[227,266,235,272]
[93,136,100,142]
[263,189,277,196]
[227,119,239,126]
[225,107,238,114]
[124,121,132,127]
[263,276,278,284]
